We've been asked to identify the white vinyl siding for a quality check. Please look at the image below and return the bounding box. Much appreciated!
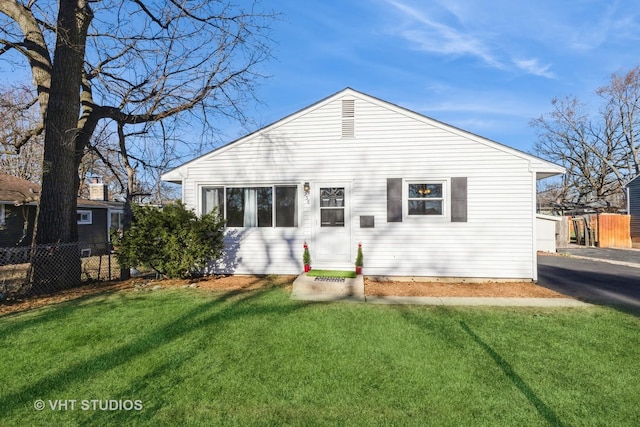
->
[166,90,560,278]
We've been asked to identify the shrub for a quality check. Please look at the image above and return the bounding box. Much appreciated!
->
[355,243,363,267]
[303,242,311,265]
[115,202,225,278]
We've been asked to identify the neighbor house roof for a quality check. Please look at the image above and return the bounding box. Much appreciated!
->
[0,173,40,204]
[0,172,123,209]
[625,174,640,187]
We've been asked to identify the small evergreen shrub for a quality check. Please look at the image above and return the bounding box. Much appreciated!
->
[303,242,311,265]
[355,243,363,267]
[115,202,225,278]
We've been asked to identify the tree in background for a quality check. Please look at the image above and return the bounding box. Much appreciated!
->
[0,85,43,182]
[532,66,640,211]
[0,0,275,287]
[0,85,177,204]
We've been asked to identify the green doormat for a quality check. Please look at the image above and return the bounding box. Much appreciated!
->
[306,269,357,279]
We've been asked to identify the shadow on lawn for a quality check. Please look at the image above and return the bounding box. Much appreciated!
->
[459,321,565,427]
[0,286,130,338]
[395,307,564,427]
[1,281,312,420]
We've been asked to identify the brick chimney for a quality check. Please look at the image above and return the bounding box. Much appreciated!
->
[88,177,108,201]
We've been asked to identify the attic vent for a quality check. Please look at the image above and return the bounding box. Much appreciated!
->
[341,99,355,138]
[342,119,355,138]
[342,99,355,118]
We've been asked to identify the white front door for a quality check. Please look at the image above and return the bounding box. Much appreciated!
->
[314,183,352,267]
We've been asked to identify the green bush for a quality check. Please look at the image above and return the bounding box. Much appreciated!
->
[114,202,226,278]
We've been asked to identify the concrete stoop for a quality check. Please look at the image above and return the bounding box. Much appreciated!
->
[291,273,365,302]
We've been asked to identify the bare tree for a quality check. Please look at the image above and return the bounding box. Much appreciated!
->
[597,66,640,179]
[0,0,275,287]
[0,84,136,202]
[0,85,43,182]
[531,66,640,210]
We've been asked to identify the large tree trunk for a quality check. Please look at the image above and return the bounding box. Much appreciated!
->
[31,1,93,293]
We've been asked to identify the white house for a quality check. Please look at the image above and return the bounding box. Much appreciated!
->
[162,88,564,280]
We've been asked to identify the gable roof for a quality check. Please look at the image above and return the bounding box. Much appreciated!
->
[162,87,564,182]
[0,173,40,204]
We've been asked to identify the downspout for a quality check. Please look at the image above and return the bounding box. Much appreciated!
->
[531,169,538,281]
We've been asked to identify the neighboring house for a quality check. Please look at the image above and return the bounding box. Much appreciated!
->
[626,175,640,248]
[0,173,124,255]
[0,173,39,248]
[162,88,564,280]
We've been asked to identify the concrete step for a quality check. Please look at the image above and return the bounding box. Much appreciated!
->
[291,273,365,302]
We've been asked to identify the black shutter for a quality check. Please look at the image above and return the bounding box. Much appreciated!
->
[387,178,402,222]
[451,177,467,222]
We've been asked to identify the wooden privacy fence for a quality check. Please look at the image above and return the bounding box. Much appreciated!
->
[598,214,631,248]
[562,213,631,248]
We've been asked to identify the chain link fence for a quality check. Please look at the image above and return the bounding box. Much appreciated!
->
[0,242,122,299]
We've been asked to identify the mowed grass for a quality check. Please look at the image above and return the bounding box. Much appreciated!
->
[1,277,639,426]
[306,269,357,278]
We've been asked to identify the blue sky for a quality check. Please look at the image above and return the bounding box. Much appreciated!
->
[246,0,640,154]
[2,0,639,159]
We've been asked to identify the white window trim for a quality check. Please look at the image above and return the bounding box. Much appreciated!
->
[404,179,450,221]
[0,204,5,226]
[109,209,124,239]
[197,183,301,228]
[77,210,93,225]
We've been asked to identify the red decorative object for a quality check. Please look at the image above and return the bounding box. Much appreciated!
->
[303,242,311,273]
[355,243,363,274]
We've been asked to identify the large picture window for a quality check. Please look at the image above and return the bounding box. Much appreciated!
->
[407,182,444,216]
[202,185,298,228]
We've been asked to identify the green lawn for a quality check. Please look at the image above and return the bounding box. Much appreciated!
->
[306,269,357,278]
[1,277,639,426]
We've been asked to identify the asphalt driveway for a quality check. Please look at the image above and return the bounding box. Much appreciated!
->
[537,253,640,315]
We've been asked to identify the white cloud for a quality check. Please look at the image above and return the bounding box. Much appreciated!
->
[383,0,503,69]
[513,58,555,79]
